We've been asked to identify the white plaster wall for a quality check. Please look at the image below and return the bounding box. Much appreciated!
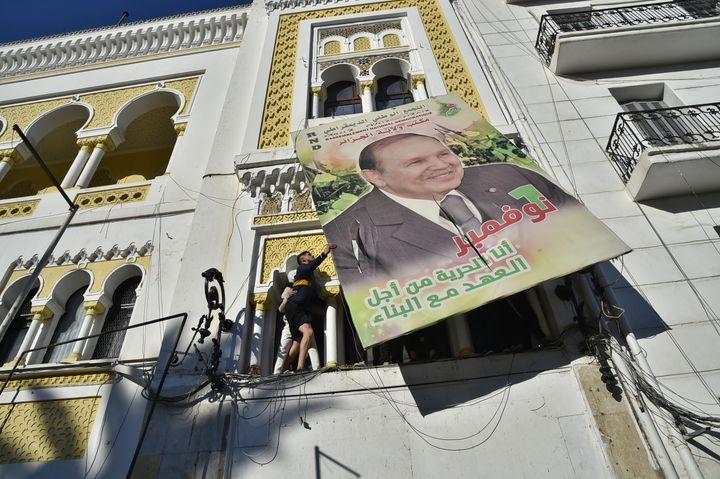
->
[455,0,720,475]
[134,354,615,478]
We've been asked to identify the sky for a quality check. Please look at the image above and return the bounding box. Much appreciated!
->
[0,0,250,44]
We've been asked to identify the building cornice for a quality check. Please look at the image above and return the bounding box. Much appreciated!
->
[0,8,249,80]
[265,0,349,12]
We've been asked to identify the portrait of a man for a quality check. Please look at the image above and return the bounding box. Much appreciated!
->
[324,132,577,284]
[295,94,629,347]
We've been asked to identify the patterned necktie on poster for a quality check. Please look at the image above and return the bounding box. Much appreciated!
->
[439,194,484,235]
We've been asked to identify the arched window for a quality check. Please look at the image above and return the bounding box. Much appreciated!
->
[353,37,371,51]
[43,286,87,363]
[324,81,362,117]
[382,34,401,48]
[323,40,341,55]
[0,286,39,364]
[93,276,141,359]
[375,76,414,111]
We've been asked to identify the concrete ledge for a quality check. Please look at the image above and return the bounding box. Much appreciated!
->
[549,18,720,75]
[626,140,720,201]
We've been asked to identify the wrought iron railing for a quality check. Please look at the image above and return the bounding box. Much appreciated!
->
[535,0,720,64]
[605,103,720,182]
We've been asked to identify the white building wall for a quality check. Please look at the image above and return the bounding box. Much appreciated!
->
[453,0,720,476]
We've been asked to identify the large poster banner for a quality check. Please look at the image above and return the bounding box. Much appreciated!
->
[295,94,629,348]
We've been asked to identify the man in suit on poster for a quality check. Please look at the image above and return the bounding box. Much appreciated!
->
[324,133,576,285]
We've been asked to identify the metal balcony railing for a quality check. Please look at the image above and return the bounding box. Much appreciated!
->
[535,0,720,65]
[605,103,720,182]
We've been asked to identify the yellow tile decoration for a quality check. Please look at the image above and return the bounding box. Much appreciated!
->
[253,210,319,225]
[0,397,101,463]
[74,184,150,209]
[258,0,486,149]
[261,233,336,283]
[4,372,114,391]
[0,76,200,144]
[324,40,342,55]
[5,255,151,299]
[0,199,39,219]
[353,37,371,51]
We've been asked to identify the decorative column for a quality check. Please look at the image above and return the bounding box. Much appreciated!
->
[360,80,375,113]
[324,286,340,368]
[3,305,53,367]
[412,75,428,101]
[61,142,93,188]
[164,122,187,175]
[0,149,21,184]
[248,293,271,375]
[63,300,106,362]
[75,136,116,188]
[311,86,322,119]
[447,313,474,358]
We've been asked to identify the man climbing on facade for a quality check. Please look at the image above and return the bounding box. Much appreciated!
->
[282,242,337,371]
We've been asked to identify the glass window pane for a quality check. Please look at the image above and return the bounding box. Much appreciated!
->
[93,277,141,359]
[0,286,39,364]
[44,286,87,363]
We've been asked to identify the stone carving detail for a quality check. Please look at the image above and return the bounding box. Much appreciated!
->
[0,77,199,144]
[0,199,39,219]
[0,12,248,80]
[5,247,151,299]
[253,211,319,225]
[383,33,401,48]
[261,233,336,284]
[319,21,402,40]
[5,372,114,391]
[290,189,313,212]
[0,97,71,144]
[319,52,410,74]
[324,285,341,297]
[30,305,54,321]
[258,0,486,149]
[74,184,150,209]
[250,292,271,310]
[0,397,101,463]
[260,191,283,215]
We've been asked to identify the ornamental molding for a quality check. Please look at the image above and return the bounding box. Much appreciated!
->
[258,0,487,149]
[83,300,106,316]
[5,244,152,299]
[30,304,54,321]
[0,76,199,144]
[3,372,114,390]
[0,199,40,219]
[74,183,151,209]
[253,210,319,225]
[251,292,271,309]
[260,233,336,284]
[0,10,248,80]
[0,396,101,463]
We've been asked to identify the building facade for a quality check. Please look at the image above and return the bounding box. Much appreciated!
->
[0,0,718,478]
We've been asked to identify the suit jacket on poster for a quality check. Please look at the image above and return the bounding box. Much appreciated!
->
[323,163,576,285]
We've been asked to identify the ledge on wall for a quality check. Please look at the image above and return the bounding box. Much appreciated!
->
[547,18,720,75]
[625,141,720,201]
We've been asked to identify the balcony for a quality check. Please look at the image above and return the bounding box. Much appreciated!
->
[535,0,720,74]
[605,103,720,200]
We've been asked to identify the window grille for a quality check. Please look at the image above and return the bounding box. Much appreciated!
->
[0,286,39,364]
[93,277,141,359]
